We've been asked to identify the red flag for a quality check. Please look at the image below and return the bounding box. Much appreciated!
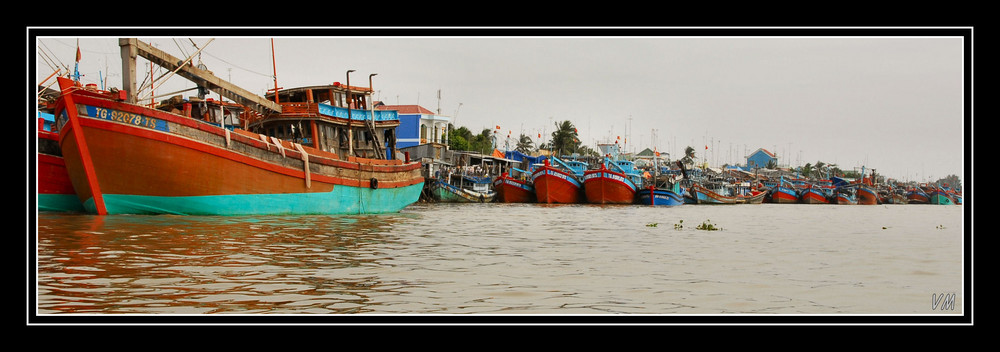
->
[705,145,708,150]
[76,47,81,62]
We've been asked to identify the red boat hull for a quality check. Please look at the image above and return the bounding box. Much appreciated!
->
[37,128,76,196]
[769,189,799,204]
[583,169,636,204]
[493,174,536,203]
[799,189,830,204]
[857,186,878,205]
[531,166,582,204]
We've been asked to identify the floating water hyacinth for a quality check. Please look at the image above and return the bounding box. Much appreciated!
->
[696,219,721,231]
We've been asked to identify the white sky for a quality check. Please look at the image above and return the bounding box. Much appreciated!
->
[31,27,969,184]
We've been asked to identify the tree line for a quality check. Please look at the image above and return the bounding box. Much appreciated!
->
[447,120,599,157]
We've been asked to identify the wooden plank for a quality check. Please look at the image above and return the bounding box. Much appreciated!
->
[119,38,281,116]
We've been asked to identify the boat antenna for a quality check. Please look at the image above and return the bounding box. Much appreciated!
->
[270,38,280,103]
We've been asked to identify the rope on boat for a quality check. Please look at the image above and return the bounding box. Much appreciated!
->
[270,136,285,157]
[293,142,311,189]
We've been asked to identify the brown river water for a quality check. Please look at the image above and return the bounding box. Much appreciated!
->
[31,202,968,325]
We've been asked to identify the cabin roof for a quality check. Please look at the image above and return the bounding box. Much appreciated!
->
[378,104,436,115]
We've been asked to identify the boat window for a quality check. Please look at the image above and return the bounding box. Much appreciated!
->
[334,92,345,107]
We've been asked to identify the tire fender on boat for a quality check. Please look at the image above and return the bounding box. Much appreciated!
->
[370,177,379,189]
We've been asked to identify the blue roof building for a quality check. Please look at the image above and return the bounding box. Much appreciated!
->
[380,104,450,149]
[746,148,776,170]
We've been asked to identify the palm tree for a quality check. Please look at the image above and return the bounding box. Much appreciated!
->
[549,120,580,157]
[814,161,827,179]
[515,134,534,154]
[801,163,813,179]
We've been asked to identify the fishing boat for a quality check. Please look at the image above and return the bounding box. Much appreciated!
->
[768,177,799,204]
[583,158,642,204]
[636,160,685,206]
[886,188,909,204]
[799,180,834,204]
[928,188,954,205]
[531,157,585,204]
[36,110,85,212]
[52,39,422,215]
[688,180,741,204]
[906,186,930,204]
[856,184,879,205]
[739,188,768,204]
[833,187,858,205]
[430,174,495,203]
[493,168,536,203]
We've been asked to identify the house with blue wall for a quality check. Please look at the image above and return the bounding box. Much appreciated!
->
[746,148,776,170]
[380,104,450,149]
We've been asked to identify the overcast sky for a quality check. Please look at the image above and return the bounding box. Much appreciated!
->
[32,28,969,184]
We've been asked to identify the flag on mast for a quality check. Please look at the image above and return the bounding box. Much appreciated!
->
[73,40,82,82]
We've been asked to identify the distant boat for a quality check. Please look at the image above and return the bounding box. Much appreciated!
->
[856,184,879,205]
[583,158,642,204]
[880,186,908,204]
[799,181,833,204]
[739,189,768,204]
[906,186,930,204]
[834,187,858,205]
[636,160,686,206]
[928,188,954,205]
[689,181,741,204]
[493,169,535,203]
[768,177,799,204]
[531,157,585,204]
[430,175,495,203]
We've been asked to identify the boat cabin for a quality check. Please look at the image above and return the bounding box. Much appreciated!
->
[248,83,400,160]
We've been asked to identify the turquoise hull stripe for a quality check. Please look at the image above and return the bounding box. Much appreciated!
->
[81,182,423,215]
[38,194,86,213]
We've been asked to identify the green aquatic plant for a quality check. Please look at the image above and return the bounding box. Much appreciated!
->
[696,219,721,231]
[646,222,658,227]
[936,224,946,229]
[674,219,683,229]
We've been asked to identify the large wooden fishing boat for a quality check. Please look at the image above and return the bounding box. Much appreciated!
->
[583,159,641,204]
[739,190,768,204]
[906,186,930,204]
[768,182,799,204]
[493,170,536,203]
[834,187,858,205]
[856,184,879,205]
[689,182,741,204]
[928,189,954,205]
[799,181,833,204]
[636,160,685,206]
[531,157,585,204]
[52,39,422,215]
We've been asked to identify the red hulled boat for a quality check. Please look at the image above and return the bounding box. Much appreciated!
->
[493,171,536,203]
[531,159,583,204]
[583,162,638,204]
